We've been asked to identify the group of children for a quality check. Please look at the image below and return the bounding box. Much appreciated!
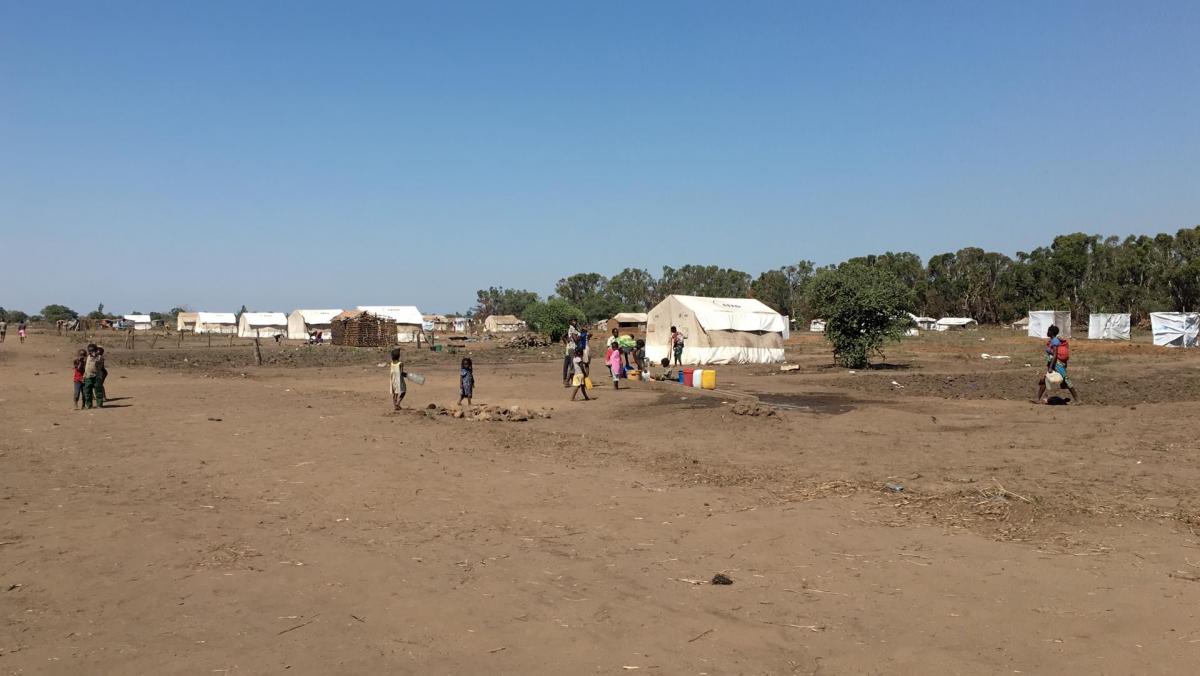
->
[0,319,28,343]
[388,348,475,411]
[71,343,108,409]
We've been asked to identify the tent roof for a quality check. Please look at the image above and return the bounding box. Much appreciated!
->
[611,312,648,324]
[177,312,199,321]
[291,309,343,324]
[937,317,978,326]
[242,312,287,326]
[123,314,152,322]
[487,314,524,325]
[356,306,423,325]
[668,295,786,333]
[195,312,236,324]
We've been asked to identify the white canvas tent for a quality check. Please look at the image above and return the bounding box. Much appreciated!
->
[810,319,826,332]
[646,295,786,365]
[193,312,237,334]
[1088,313,1131,340]
[237,312,288,338]
[910,315,938,331]
[356,306,424,342]
[287,309,343,340]
[604,312,648,335]
[1011,316,1029,331]
[122,314,152,330]
[1150,312,1199,347]
[935,317,978,331]
[176,312,199,332]
[1027,311,1071,339]
[483,315,526,333]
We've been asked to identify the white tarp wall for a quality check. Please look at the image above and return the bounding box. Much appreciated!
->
[194,312,237,334]
[123,314,152,330]
[645,295,785,365]
[287,309,343,340]
[1027,311,1072,338]
[238,312,288,338]
[1151,312,1199,347]
[1087,313,1130,340]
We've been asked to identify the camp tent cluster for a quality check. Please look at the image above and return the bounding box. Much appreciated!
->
[646,295,786,365]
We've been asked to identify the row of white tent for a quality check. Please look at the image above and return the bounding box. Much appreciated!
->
[1023,310,1198,346]
[176,307,426,341]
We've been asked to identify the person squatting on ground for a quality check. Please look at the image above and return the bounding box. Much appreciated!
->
[72,349,86,409]
[81,344,105,408]
[1037,324,1081,404]
[389,348,409,411]
[606,340,623,389]
[570,347,590,401]
[459,357,475,406]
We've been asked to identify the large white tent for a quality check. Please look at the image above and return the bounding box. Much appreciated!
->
[1087,313,1131,340]
[176,312,199,332]
[356,306,424,342]
[287,309,343,340]
[645,295,786,365]
[934,317,978,331]
[122,314,152,330]
[1027,311,1071,338]
[1150,312,1199,347]
[237,312,288,338]
[193,312,237,334]
[483,315,525,333]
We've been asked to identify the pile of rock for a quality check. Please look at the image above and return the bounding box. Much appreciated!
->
[421,403,552,422]
[503,334,552,348]
[729,401,778,417]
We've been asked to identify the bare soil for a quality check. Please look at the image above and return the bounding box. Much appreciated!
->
[3,328,1200,674]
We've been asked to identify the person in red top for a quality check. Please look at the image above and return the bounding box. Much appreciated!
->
[72,349,87,409]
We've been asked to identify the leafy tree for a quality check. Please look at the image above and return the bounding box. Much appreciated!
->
[472,287,540,318]
[87,303,107,320]
[2,308,29,323]
[658,265,752,298]
[806,264,912,368]
[751,269,791,315]
[554,272,619,321]
[41,305,78,323]
[606,268,658,311]
[522,299,586,341]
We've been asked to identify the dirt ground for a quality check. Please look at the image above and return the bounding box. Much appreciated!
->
[3,328,1200,674]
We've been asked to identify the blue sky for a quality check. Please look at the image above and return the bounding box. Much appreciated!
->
[2,1,1197,315]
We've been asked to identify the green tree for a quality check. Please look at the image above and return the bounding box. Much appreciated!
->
[41,304,78,323]
[87,303,107,320]
[807,264,912,368]
[553,272,620,321]
[472,287,540,318]
[606,268,658,311]
[658,265,751,298]
[522,299,586,341]
[2,308,29,323]
[751,270,792,315]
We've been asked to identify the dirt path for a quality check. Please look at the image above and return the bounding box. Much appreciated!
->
[2,335,1199,674]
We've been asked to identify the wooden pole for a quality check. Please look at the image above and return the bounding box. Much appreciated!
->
[254,333,263,365]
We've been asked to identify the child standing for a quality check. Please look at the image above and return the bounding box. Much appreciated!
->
[570,347,590,401]
[459,357,475,406]
[82,344,105,408]
[389,348,408,411]
[72,349,87,409]
[606,341,623,389]
[18,320,27,343]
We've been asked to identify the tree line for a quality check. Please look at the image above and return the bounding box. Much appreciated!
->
[473,226,1200,328]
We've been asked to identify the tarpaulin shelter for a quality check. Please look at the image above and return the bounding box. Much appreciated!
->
[287,309,343,340]
[193,312,237,334]
[483,315,526,333]
[645,295,786,365]
[356,306,424,342]
[1027,311,1071,338]
[1087,313,1131,340]
[238,312,288,338]
[935,317,978,331]
[176,312,199,332]
[122,314,152,331]
[1150,312,1199,347]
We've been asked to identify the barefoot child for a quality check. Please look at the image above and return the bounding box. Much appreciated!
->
[570,347,590,401]
[82,344,105,409]
[389,348,408,411]
[606,340,623,389]
[458,357,475,406]
[72,349,86,409]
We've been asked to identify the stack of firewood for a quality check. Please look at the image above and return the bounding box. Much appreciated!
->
[331,312,398,347]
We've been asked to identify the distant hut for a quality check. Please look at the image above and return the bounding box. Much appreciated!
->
[603,312,648,337]
[483,315,526,333]
[331,311,398,347]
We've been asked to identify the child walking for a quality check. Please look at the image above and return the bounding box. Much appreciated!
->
[72,349,86,409]
[389,348,408,411]
[570,347,590,401]
[459,357,475,406]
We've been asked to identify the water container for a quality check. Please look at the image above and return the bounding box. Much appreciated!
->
[691,369,704,388]
[701,369,717,390]
[682,368,694,385]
